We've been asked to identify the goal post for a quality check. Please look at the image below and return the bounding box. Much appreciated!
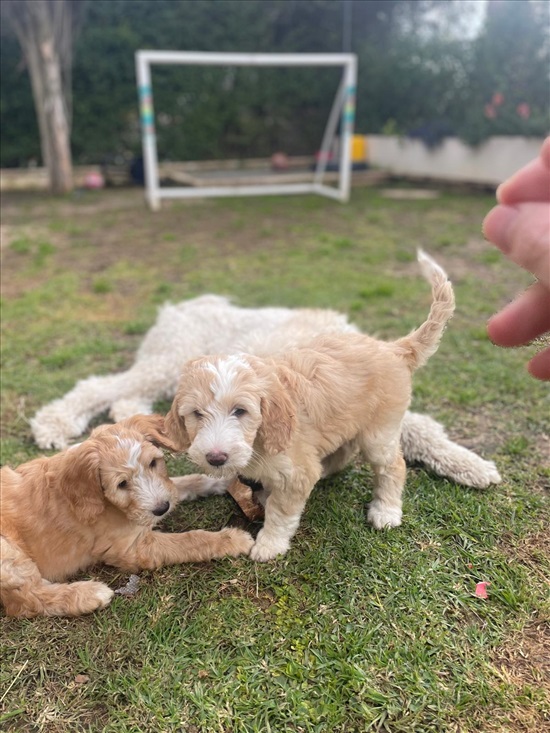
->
[135,51,357,210]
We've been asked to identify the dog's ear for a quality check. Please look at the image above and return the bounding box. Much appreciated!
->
[119,414,181,453]
[258,372,297,456]
[164,399,191,452]
[51,440,105,523]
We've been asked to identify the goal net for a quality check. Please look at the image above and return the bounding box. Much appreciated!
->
[135,51,357,210]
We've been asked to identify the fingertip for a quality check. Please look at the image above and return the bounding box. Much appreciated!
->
[527,346,550,381]
[496,144,550,205]
[481,205,498,240]
[481,205,518,252]
[481,209,493,239]
[486,314,507,347]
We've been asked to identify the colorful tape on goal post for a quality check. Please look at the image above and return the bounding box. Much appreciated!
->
[139,85,156,137]
[344,85,356,131]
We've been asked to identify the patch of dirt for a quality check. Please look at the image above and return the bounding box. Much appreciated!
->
[431,403,549,484]
[0,188,322,299]
[485,617,550,732]
[442,409,504,456]
[494,620,550,687]
[499,530,550,582]
[217,577,277,610]
[534,433,550,471]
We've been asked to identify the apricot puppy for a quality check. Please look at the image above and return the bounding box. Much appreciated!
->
[1,415,253,617]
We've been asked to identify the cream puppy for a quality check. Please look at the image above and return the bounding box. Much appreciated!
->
[166,252,456,561]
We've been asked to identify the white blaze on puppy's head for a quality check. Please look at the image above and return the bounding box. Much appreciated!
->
[116,437,142,470]
[95,432,175,525]
[202,355,252,401]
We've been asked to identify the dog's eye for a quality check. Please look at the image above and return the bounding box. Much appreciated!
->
[232,407,247,418]
[150,459,157,469]
[193,410,203,419]
[118,480,128,490]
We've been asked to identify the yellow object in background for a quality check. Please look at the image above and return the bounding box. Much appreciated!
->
[351,135,368,163]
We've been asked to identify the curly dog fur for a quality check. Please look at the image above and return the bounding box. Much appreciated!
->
[166,252,458,561]
[1,415,252,617]
[30,295,500,489]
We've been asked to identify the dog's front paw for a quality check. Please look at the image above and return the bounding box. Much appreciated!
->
[172,475,230,501]
[69,581,114,615]
[91,582,115,609]
[367,501,402,530]
[250,531,290,562]
[30,415,71,450]
[220,528,255,557]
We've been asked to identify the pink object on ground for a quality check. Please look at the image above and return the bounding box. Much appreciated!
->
[475,581,490,599]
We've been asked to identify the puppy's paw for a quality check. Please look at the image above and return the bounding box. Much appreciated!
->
[30,416,70,450]
[474,462,502,488]
[250,531,290,562]
[220,528,255,557]
[172,475,231,501]
[203,476,232,496]
[367,501,402,530]
[69,581,114,615]
[91,582,115,609]
[31,405,93,450]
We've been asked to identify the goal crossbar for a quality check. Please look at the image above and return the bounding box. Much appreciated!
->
[135,51,357,210]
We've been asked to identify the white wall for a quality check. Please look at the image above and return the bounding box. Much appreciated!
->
[366,135,545,186]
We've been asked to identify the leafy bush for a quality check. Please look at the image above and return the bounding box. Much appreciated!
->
[1,0,548,167]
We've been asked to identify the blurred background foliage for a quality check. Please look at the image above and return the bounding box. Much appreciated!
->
[1,0,548,167]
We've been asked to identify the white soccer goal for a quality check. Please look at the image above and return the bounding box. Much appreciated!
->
[135,51,357,210]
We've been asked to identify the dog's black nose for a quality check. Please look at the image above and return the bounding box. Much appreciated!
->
[206,451,228,467]
[152,501,170,516]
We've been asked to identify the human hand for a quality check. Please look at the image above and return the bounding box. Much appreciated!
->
[482,136,550,380]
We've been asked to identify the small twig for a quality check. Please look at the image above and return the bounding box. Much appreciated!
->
[0,659,28,704]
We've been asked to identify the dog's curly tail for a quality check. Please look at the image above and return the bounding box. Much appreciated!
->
[395,249,456,371]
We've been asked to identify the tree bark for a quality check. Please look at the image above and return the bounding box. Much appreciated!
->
[4,0,73,194]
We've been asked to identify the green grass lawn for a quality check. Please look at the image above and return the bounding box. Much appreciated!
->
[1,185,548,733]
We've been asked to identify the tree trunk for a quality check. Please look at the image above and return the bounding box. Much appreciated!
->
[5,0,73,194]
[39,34,73,194]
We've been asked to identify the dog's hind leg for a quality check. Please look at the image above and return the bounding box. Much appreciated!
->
[0,538,113,618]
[359,433,407,530]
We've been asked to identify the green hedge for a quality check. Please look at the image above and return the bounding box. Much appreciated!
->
[1,0,548,167]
